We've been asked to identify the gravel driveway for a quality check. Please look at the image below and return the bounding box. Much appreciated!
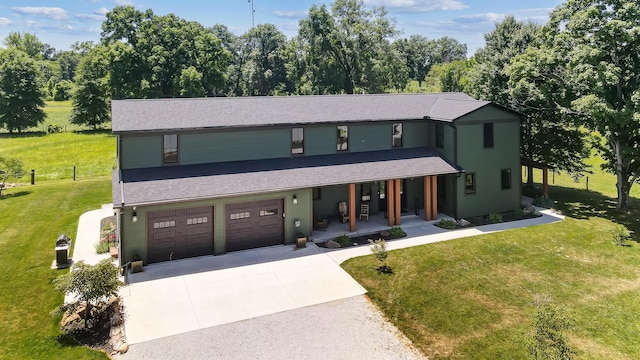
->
[116,295,426,360]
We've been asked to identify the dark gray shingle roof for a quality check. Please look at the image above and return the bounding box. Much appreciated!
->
[111,93,485,133]
[113,147,459,207]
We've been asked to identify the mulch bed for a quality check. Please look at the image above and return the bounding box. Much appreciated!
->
[315,231,406,248]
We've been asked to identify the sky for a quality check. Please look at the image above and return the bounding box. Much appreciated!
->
[0,0,565,56]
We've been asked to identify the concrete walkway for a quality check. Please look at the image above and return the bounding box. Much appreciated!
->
[70,205,564,351]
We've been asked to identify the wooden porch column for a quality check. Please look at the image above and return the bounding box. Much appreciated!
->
[543,167,549,197]
[349,183,356,232]
[430,176,438,220]
[394,179,401,226]
[424,176,432,221]
[387,180,395,226]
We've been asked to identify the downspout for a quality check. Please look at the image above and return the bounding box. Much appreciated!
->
[453,124,459,220]
[119,177,125,266]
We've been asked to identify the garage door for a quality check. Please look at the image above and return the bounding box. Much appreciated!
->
[226,199,284,252]
[147,206,213,264]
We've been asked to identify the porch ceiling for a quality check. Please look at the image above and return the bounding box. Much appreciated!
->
[113,147,460,208]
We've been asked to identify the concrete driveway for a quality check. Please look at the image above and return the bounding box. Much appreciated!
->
[120,244,366,344]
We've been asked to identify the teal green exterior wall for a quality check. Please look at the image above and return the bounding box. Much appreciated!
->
[403,122,429,148]
[180,129,290,165]
[312,184,349,218]
[350,123,392,152]
[120,135,161,169]
[454,107,521,218]
[120,189,312,264]
[305,127,336,156]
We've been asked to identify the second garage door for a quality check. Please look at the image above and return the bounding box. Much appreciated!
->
[147,206,214,264]
[226,199,284,252]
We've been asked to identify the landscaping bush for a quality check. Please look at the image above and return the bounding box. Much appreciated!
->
[335,234,351,247]
[487,212,503,224]
[94,241,109,254]
[437,218,457,229]
[612,225,630,246]
[389,226,406,238]
[527,302,576,360]
[369,238,392,274]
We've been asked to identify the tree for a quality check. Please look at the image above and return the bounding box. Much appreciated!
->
[241,24,291,96]
[179,66,206,97]
[0,48,46,133]
[101,6,229,98]
[296,0,400,94]
[0,155,25,197]
[467,16,590,188]
[53,80,73,101]
[53,259,124,329]
[425,59,473,92]
[3,32,47,59]
[70,45,111,129]
[542,0,640,211]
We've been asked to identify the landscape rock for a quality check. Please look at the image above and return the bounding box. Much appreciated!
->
[456,219,470,227]
[325,240,341,248]
[380,230,390,237]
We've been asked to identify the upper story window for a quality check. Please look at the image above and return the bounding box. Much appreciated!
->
[501,169,512,190]
[484,123,494,148]
[163,134,178,164]
[392,123,403,148]
[435,123,444,148]
[291,127,304,154]
[337,125,348,151]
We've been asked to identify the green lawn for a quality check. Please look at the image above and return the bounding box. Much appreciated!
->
[344,171,640,358]
[0,179,111,359]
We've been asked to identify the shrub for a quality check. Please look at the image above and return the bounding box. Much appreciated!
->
[513,207,526,220]
[389,226,406,238]
[369,238,392,274]
[527,302,575,360]
[335,234,351,247]
[94,241,109,254]
[611,225,630,246]
[437,218,457,229]
[487,212,503,224]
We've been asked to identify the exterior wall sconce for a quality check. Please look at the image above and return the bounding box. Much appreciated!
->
[294,219,301,227]
[132,207,138,223]
[292,195,298,205]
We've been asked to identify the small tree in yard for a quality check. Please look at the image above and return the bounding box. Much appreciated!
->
[53,259,124,329]
[369,238,391,274]
[0,155,25,197]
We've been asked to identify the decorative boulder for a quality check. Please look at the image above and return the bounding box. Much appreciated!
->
[325,240,341,249]
[456,219,471,227]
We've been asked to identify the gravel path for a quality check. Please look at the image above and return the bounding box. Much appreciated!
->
[116,295,426,360]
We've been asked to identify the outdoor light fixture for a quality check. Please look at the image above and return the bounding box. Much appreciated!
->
[132,207,138,223]
[293,195,298,205]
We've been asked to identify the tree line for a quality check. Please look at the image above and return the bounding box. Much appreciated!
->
[0,0,637,211]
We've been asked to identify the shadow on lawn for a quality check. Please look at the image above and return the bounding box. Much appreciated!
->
[546,184,640,242]
[0,191,31,200]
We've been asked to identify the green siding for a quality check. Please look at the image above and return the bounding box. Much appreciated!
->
[350,123,392,152]
[454,111,521,218]
[120,189,312,264]
[180,129,290,165]
[120,135,161,169]
[305,127,336,156]
[403,122,429,148]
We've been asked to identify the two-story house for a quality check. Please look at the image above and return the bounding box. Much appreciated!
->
[112,93,522,265]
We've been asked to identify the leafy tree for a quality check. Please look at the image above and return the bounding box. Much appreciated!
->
[241,24,291,96]
[467,16,589,187]
[296,0,400,94]
[54,50,83,81]
[3,32,47,59]
[101,6,229,98]
[52,259,124,329]
[539,0,640,211]
[53,80,74,101]
[70,45,111,129]
[425,59,473,92]
[0,155,25,197]
[179,66,206,97]
[0,48,46,133]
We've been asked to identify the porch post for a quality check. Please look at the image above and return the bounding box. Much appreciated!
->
[387,180,395,226]
[349,183,356,232]
[543,167,549,197]
[431,176,438,220]
[424,176,432,221]
[394,179,401,226]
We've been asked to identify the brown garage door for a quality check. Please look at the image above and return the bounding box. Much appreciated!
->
[147,206,213,264]
[225,199,284,252]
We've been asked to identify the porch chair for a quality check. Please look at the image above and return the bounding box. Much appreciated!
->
[339,201,349,223]
[359,203,369,222]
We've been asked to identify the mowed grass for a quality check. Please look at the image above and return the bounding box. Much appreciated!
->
[0,101,115,181]
[345,156,640,359]
[0,179,111,360]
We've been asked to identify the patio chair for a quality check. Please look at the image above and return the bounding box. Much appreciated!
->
[359,204,369,222]
[339,201,349,223]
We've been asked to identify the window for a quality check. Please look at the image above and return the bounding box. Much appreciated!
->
[465,173,476,194]
[187,216,208,225]
[291,127,304,154]
[312,187,321,200]
[501,169,511,190]
[259,209,279,216]
[392,123,403,148]
[337,125,348,151]
[163,134,178,164]
[435,123,444,148]
[361,183,372,202]
[483,123,494,148]
[153,220,176,229]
